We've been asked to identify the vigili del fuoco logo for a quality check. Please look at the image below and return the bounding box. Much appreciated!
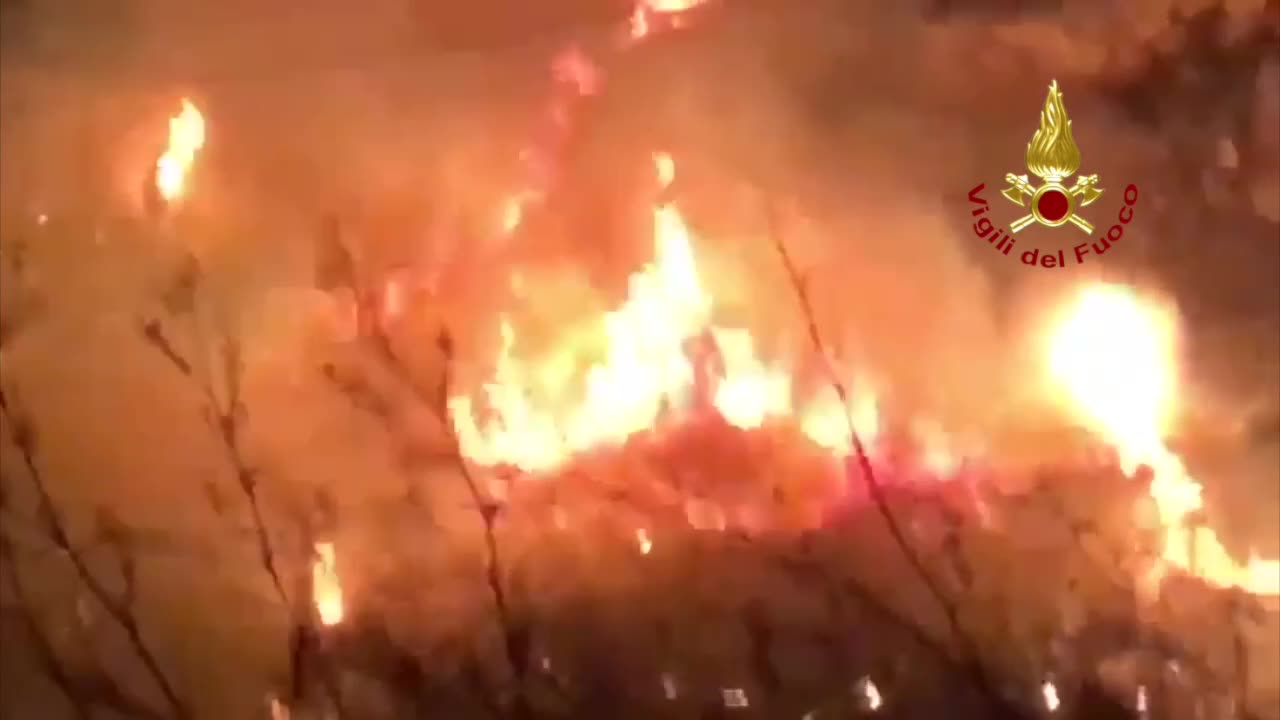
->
[966,80,1138,269]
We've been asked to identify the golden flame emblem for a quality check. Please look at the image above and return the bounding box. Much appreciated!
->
[1002,80,1103,234]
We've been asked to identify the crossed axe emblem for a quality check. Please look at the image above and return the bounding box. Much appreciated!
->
[1001,173,1103,234]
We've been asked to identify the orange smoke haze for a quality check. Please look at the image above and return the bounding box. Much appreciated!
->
[0,7,1277,700]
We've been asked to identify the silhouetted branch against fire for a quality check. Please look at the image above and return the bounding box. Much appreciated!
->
[764,201,1006,708]
[138,260,362,711]
[0,533,94,720]
[312,206,532,713]
[0,386,190,719]
[139,283,291,610]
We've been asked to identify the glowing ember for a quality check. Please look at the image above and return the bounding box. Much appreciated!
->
[636,528,653,555]
[654,151,676,188]
[1041,679,1060,712]
[1046,283,1279,595]
[268,696,290,720]
[721,688,749,708]
[661,672,678,699]
[500,194,530,235]
[629,0,707,39]
[155,99,206,203]
[858,676,883,711]
[551,46,602,97]
[312,541,344,626]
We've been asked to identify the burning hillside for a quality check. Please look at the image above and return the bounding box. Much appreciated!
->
[1,1,1278,719]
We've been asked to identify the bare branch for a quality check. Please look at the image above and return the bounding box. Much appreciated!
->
[318,214,533,717]
[370,320,534,718]
[0,389,191,719]
[140,318,289,609]
[0,530,95,720]
[767,202,1008,712]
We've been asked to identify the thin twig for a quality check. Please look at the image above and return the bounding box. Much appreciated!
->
[766,203,1005,709]
[0,531,95,720]
[319,217,530,716]
[141,319,290,608]
[0,388,191,719]
[368,318,533,718]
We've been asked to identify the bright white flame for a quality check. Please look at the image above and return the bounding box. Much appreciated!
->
[859,676,883,711]
[1046,283,1280,595]
[1041,679,1060,712]
[710,327,791,429]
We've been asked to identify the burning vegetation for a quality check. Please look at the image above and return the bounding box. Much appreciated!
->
[1,1,1279,719]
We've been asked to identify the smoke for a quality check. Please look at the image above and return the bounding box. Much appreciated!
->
[1,0,1277,523]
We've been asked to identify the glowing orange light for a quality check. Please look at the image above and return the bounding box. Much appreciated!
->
[636,528,653,555]
[312,541,344,626]
[155,99,206,203]
[449,152,894,477]
[1046,283,1279,595]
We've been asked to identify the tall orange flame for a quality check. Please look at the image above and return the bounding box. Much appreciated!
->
[450,153,888,476]
[312,541,344,626]
[155,99,206,203]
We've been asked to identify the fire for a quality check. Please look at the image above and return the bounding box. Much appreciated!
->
[858,676,883,711]
[1046,283,1279,595]
[312,541,344,626]
[799,384,881,455]
[636,528,653,555]
[629,0,707,39]
[1041,679,1060,712]
[451,0,936,497]
[450,157,712,471]
[450,153,885,474]
[155,99,206,203]
[710,328,791,430]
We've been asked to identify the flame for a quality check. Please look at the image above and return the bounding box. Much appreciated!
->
[455,0,962,499]
[501,194,530,235]
[451,154,892,475]
[629,0,707,39]
[551,47,602,97]
[1046,283,1279,595]
[1025,80,1081,182]
[451,158,712,471]
[1041,679,1060,713]
[710,328,791,429]
[312,541,344,626]
[799,384,880,455]
[859,676,883,711]
[496,0,703,236]
[155,99,206,203]
[636,528,653,555]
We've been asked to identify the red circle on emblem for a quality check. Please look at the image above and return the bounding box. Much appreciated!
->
[1037,189,1070,222]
